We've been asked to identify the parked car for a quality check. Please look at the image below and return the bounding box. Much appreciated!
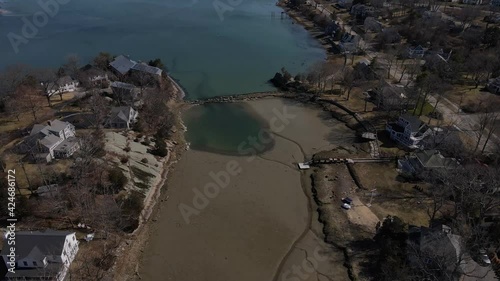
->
[479,249,491,265]
[341,203,352,210]
[342,197,353,204]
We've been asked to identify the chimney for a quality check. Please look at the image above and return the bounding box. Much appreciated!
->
[47,121,51,127]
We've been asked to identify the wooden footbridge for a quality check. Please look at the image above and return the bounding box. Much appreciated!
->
[298,157,393,169]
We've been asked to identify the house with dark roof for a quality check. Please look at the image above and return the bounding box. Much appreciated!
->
[398,149,459,175]
[19,120,79,163]
[111,81,139,102]
[386,114,431,148]
[1,230,79,281]
[109,55,137,76]
[407,45,427,58]
[487,77,500,94]
[350,4,374,23]
[106,106,138,129]
[339,33,361,53]
[44,76,79,97]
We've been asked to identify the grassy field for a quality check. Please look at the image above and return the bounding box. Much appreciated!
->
[352,162,431,227]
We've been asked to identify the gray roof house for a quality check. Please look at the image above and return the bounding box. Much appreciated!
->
[398,150,459,175]
[110,81,139,102]
[109,55,162,77]
[106,106,138,129]
[131,63,162,76]
[1,230,79,281]
[408,225,496,281]
[386,114,431,149]
[109,55,137,75]
[20,120,79,163]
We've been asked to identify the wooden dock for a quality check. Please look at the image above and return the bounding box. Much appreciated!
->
[297,157,393,169]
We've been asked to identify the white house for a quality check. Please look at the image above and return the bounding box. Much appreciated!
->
[45,76,79,97]
[1,230,79,281]
[386,114,431,149]
[80,64,109,85]
[22,120,79,162]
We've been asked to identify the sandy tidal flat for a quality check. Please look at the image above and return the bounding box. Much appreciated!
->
[138,99,356,281]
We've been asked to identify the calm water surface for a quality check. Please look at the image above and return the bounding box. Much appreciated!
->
[0,0,325,152]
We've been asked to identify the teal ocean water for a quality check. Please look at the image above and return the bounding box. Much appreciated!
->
[0,0,325,152]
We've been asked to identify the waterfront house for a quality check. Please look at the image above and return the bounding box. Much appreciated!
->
[111,81,139,102]
[398,150,459,175]
[106,106,138,129]
[44,76,79,97]
[110,55,162,78]
[19,120,79,163]
[1,230,79,281]
[386,114,431,149]
[109,55,137,76]
[131,62,162,77]
[487,77,500,94]
[407,45,427,58]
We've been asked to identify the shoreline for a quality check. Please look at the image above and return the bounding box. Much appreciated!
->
[110,77,189,281]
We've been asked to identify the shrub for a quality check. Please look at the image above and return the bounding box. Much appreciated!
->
[120,156,129,164]
[141,139,151,146]
[123,147,131,152]
[141,158,148,164]
[108,167,128,192]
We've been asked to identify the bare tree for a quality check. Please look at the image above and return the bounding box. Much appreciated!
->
[456,6,480,31]
[87,94,110,129]
[13,85,45,121]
